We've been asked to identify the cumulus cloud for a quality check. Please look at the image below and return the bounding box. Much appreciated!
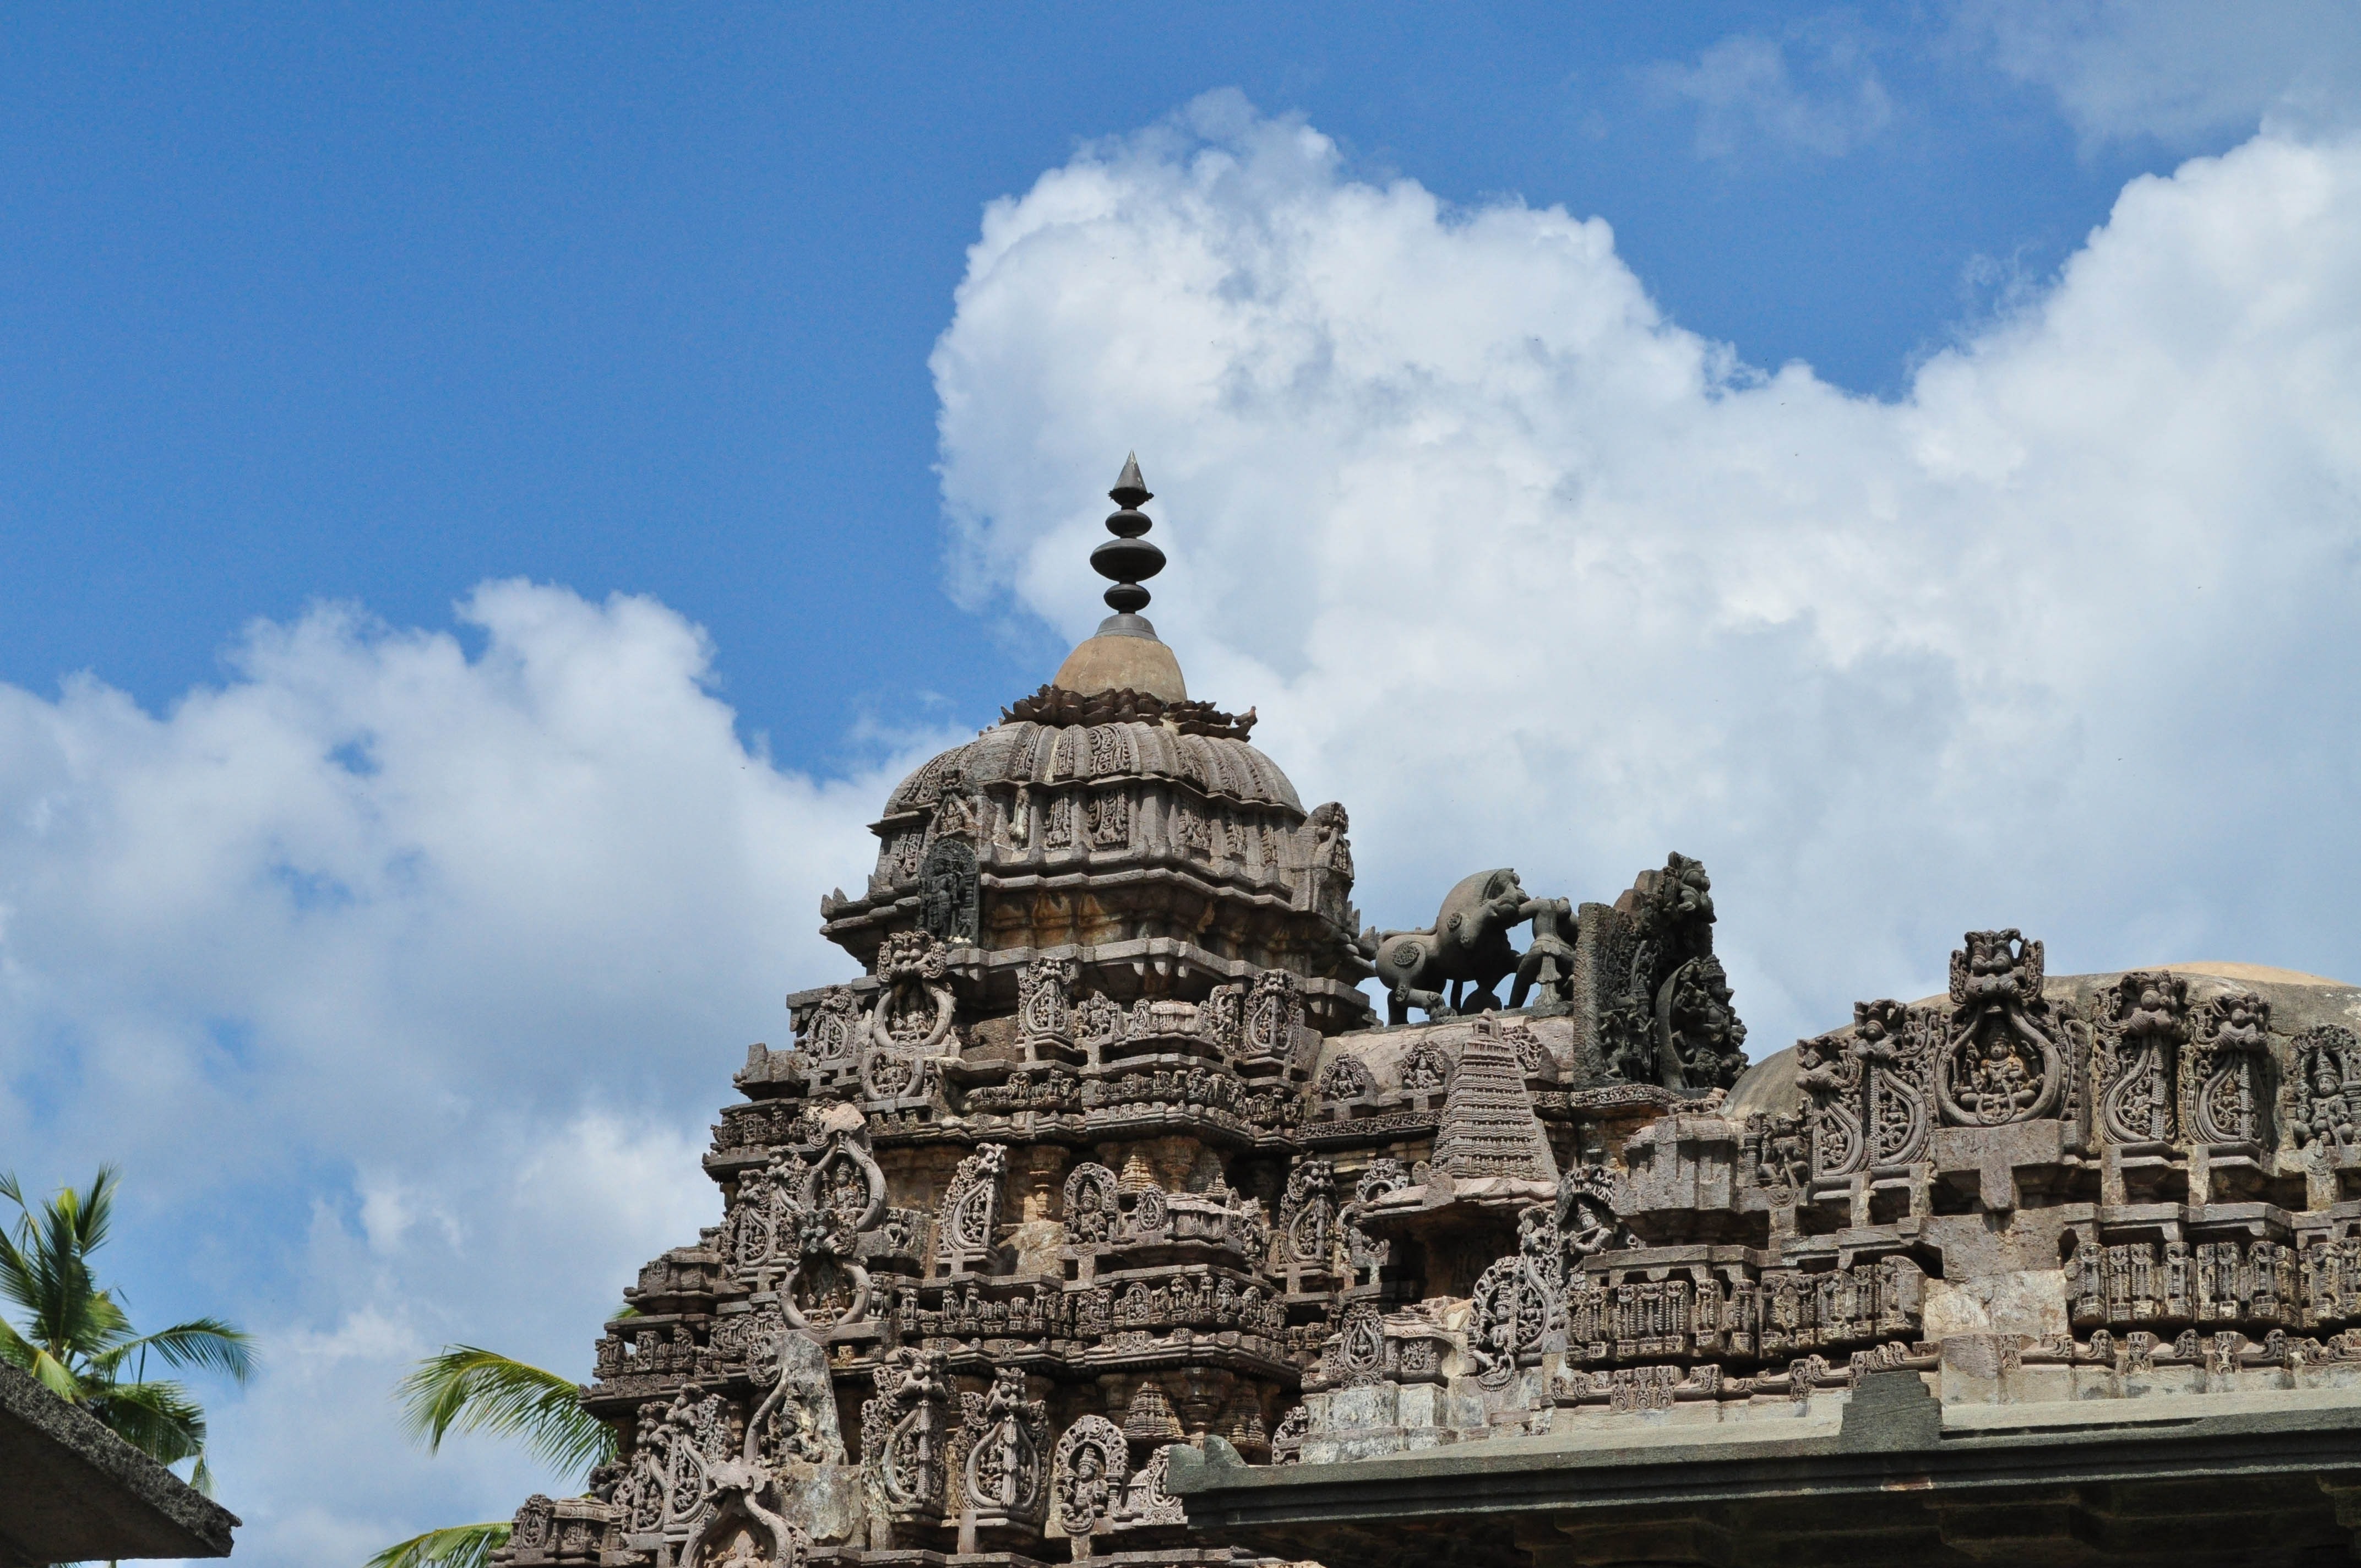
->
[934,92,2361,1048]
[0,582,909,1564]
[1641,23,1894,160]
[1961,0,2361,147]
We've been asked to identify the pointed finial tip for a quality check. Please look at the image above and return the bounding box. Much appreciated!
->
[1096,453,1161,610]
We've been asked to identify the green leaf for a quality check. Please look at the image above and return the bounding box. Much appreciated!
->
[365,1521,512,1568]
[95,1317,257,1383]
[0,1168,249,1468]
[88,1378,206,1466]
[394,1347,614,1479]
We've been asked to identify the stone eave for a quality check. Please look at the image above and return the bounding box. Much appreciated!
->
[826,857,1359,941]
[0,1360,239,1565]
[1165,1371,2361,1567]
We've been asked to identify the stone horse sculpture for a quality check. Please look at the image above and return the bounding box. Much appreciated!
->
[1366,868,1537,1025]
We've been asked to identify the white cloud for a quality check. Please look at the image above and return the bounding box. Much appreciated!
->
[1642,24,1894,159]
[933,94,2361,1052]
[1961,0,2361,148]
[0,582,912,1565]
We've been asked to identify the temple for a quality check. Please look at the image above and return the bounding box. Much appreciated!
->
[486,460,2361,1568]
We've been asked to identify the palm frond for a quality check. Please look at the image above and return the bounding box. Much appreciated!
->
[0,1167,131,1363]
[24,1347,84,1402]
[96,1316,257,1382]
[395,1347,614,1479]
[365,1521,512,1568]
[0,1316,36,1372]
[89,1376,206,1466]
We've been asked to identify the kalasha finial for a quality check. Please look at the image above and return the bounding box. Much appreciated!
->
[1091,453,1165,614]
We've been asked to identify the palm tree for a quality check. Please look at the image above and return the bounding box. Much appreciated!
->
[369,1346,619,1568]
[0,1166,255,1494]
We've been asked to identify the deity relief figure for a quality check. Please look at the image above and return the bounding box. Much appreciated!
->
[1554,1164,1633,1265]
[918,836,980,945]
[1051,1415,1129,1551]
[1937,930,2067,1127]
[1399,1037,1452,1092]
[1754,1112,1810,1193]
[2289,1025,2360,1150]
[1657,952,1748,1090]
[870,931,957,1053]
[1061,1162,1119,1246]
[1277,1158,1336,1278]
[1303,800,1357,928]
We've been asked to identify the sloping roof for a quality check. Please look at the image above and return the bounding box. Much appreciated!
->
[0,1360,238,1565]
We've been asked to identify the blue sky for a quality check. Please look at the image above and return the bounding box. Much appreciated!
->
[7,6,2361,1564]
[0,4,2249,763]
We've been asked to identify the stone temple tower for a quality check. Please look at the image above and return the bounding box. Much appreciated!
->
[480,457,1796,1568]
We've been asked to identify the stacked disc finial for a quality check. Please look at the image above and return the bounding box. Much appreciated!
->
[1091,453,1165,614]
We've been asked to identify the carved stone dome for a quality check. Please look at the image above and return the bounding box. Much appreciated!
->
[880,717,1302,821]
[822,696,1367,1029]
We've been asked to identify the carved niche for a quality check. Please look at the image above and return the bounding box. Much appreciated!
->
[1315,1054,1377,1114]
[935,1144,1009,1276]
[1240,968,1303,1060]
[1799,999,1936,1180]
[918,839,980,946]
[1275,1157,1336,1291]
[1016,957,1079,1060]
[1050,1415,1128,1547]
[956,1366,1050,1531]
[2093,970,2191,1145]
[726,1106,888,1330]
[2184,990,2271,1147]
[795,986,865,1086]
[1061,1162,1120,1248]
[870,932,956,1052]
[862,1348,955,1524]
[1938,930,2070,1128]
[1468,1206,1566,1388]
[2289,1023,2361,1150]
[1399,1037,1452,1093]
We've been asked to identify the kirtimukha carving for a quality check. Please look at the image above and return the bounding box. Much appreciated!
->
[485,458,2361,1568]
